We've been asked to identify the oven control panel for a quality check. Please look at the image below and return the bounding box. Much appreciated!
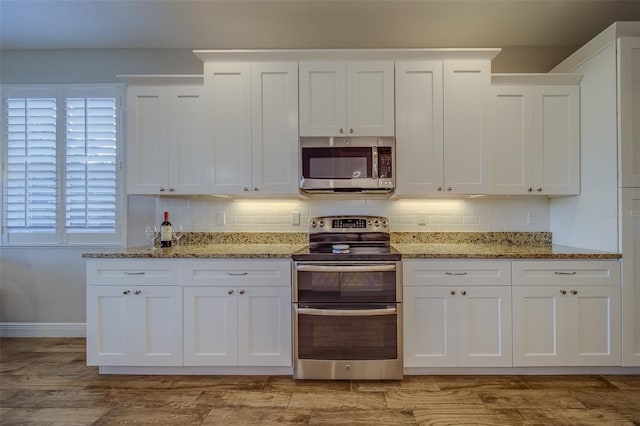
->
[310,215,389,232]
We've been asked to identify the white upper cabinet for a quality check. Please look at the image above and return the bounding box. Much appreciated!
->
[395,60,491,195]
[491,77,580,195]
[299,61,394,137]
[619,37,640,188]
[126,84,211,195]
[204,62,299,195]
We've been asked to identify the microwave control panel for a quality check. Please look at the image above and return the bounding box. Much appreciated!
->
[377,147,393,178]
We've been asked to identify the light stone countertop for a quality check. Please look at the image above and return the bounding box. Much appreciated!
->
[82,232,621,260]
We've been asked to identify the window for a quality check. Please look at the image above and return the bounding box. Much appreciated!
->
[2,85,123,245]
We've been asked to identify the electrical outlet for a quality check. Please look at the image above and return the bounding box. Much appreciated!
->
[291,211,300,225]
[527,211,536,225]
[216,212,226,225]
[418,211,426,226]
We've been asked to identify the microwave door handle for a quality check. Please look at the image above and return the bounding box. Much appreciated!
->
[295,264,396,273]
[295,306,397,316]
[372,147,378,179]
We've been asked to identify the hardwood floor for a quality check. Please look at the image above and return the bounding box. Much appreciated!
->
[1,338,639,425]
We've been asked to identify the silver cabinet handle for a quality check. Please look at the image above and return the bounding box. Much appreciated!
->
[570,289,578,295]
[560,289,567,295]
[296,306,397,317]
[227,272,249,276]
[125,272,146,275]
[227,289,234,295]
[296,264,396,273]
[134,290,142,295]
[123,290,131,295]
[239,289,245,295]
[445,272,468,276]
[554,271,577,275]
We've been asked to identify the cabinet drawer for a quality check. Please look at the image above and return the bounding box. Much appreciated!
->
[86,260,179,286]
[403,260,511,286]
[181,260,291,287]
[512,260,621,286]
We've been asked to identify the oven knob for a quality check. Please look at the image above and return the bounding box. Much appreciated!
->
[319,220,325,228]
[381,219,388,227]
[373,219,379,227]
[311,220,317,228]
[345,364,352,372]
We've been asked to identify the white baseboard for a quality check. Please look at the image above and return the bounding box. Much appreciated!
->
[0,322,86,337]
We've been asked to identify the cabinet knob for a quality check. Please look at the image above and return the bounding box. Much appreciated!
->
[450,290,456,295]
[536,187,543,192]
[159,187,166,192]
[527,188,533,192]
[123,290,131,295]
[239,289,245,295]
[134,290,142,295]
[447,187,452,191]
[570,289,578,295]
[349,128,354,134]
[169,187,175,192]
[461,290,467,296]
[339,128,344,134]
[243,187,249,192]
[560,289,567,295]
[437,187,443,191]
[253,187,259,192]
[228,289,234,295]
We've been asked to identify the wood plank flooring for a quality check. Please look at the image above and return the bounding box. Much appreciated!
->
[1,338,639,425]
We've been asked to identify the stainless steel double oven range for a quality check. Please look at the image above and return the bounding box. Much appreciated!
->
[292,216,402,380]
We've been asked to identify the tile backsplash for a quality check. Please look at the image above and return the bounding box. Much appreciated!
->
[155,197,550,233]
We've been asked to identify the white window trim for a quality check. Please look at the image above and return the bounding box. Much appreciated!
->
[1,83,126,247]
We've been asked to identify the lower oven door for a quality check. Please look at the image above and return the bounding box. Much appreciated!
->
[293,303,403,380]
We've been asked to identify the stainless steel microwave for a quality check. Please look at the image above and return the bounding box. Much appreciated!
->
[299,137,395,194]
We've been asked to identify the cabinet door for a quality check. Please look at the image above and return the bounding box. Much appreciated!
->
[491,85,534,194]
[403,286,457,367]
[251,62,299,194]
[443,60,491,194]
[532,85,580,195]
[183,286,238,366]
[622,188,640,366]
[457,286,512,367]
[619,37,640,187]
[566,285,620,366]
[512,286,566,366]
[395,61,444,195]
[86,286,135,366]
[126,86,169,194]
[205,63,252,194]
[168,86,211,194]
[237,286,292,367]
[133,286,182,366]
[346,61,395,136]
[299,61,346,136]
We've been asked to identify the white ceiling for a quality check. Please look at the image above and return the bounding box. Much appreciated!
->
[1,0,639,51]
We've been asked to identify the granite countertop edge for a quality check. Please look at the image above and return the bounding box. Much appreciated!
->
[82,243,621,260]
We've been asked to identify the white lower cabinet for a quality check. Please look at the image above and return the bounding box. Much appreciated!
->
[403,260,512,367]
[512,260,621,367]
[86,285,183,366]
[182,260,292,367]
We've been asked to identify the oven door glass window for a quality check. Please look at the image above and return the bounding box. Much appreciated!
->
[301,147,372,179]
[296,304,398,360]
[296,267,397,303]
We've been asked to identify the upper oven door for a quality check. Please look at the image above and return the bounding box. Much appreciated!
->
[294,262,399,303]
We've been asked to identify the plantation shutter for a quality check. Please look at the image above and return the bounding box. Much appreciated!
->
[4,89,58,242]
[65,94,118,234]
[3,85,123,245]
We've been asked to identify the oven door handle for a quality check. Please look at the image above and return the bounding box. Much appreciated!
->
[295,264,396,273]
[295,306,397,317]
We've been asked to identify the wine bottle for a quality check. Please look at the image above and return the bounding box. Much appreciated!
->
[160,211,172,248]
